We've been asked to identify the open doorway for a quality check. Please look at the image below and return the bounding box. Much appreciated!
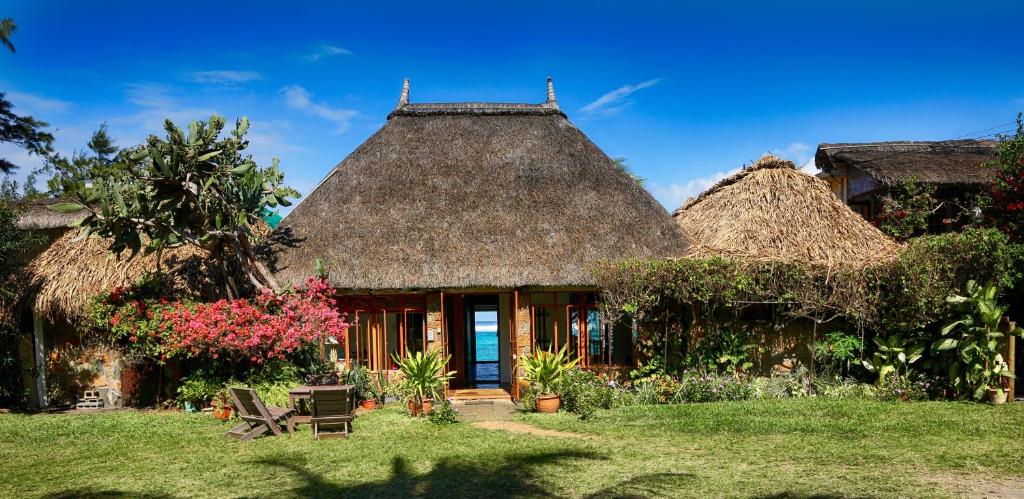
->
[468,305,499,388]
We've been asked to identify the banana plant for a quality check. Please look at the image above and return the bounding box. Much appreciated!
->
[521,345,579,396]
[862,335,924,385]
[933,280,1022,400]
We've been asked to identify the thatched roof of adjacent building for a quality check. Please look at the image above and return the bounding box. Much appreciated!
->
[15,198,90,230]
[266,79,689,290]
[11,231,218,323]
[673,155,900,267]
[815,140,997,186]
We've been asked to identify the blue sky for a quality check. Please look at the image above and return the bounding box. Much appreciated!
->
[2,0,1022,211]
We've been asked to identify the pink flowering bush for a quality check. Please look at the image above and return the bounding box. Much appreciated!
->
[88,277,348,365]
[162,277,348,363]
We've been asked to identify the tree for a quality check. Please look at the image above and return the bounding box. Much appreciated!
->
[44,124,118,197]
[0,18,15,54]
[53,115,298,298]
[0,18,55,174]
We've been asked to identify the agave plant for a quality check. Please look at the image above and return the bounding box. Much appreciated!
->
[391,350,455,405]
[521,345,579,396]
[934,280,1022,400]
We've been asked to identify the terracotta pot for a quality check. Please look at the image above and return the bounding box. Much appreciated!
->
[360,399,378,410]
[985,388,1007,404]
[407,398,433,416]
[213,406,233,420]
[535,394,560,413]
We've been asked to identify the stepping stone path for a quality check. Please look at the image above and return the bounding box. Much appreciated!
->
[452,399,518,422]
[452,399,589,439]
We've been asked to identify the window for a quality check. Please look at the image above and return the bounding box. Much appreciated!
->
[530,292,634,368]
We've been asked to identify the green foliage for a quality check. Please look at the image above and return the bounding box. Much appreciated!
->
[861,335,923,385]
[983,113,1024,242]
[391,350,454,404]
[813,331,863,377]
[597,227,1017,377]
[54,115,298,296]
[176,369,224,406]
[427,401,459,425]
[932,281,1021,399]
[0,322,27,408]
[670,372,753,403]
[557,368,614,419]
[41,124,119,198]
[874,178,938,241]
[345,365,372,401]
[0,18,15,53]
[0,201,41,297]
[521,345,579,396]
[0,91,54,174]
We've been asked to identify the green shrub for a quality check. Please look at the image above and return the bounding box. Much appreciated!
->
[671,373,752,403]
[176,370,224,406]
[558,368,614,419]
[428,401,459,425]
[813,331,863,377]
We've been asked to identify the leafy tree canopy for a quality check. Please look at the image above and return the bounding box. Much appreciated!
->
[53,115,298,298]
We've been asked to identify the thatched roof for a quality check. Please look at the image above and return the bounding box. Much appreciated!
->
[673,155,900,267]
[11,231,218,323]
[15,198,89,230]
[266,79,689,290]
[815,140,997,186]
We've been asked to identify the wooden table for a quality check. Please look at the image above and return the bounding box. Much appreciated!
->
[288,384,355,425]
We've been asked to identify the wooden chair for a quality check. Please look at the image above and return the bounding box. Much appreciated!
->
[225,387,295,441]
[310,386,355,440]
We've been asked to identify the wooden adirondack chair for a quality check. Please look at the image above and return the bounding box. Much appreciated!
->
[225,387,296,441]
[310,386,355,440]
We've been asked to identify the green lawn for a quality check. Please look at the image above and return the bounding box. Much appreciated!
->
[2,399,1022,498]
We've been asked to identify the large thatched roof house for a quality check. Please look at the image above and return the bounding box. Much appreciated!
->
[267,79,688,395]
[673,155,900,267]
[814,140,997,229]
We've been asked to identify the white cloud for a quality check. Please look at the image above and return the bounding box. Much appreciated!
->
[246,120,311,163]
[125,82,177,109]
[300,44,353,62]
[281,85,357,133]
[647,168,740,211]
[5,90,72,113]
[768,142,819,174]
[110,83,217,144]
[580,78,661,117]
[184,70,263,84]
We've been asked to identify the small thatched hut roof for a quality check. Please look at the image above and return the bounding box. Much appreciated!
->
[266,78,689,290]
[673,155,900,267]
[815,140,997,186]
[15,198,90,230]
[12,231,217,323]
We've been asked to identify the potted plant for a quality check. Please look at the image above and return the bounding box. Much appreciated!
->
[522,345,578,413]
[346,365,378,409]
[211,388,233,420]
[392,350,455,417]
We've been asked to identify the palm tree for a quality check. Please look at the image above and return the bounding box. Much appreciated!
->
[1,18,15,54]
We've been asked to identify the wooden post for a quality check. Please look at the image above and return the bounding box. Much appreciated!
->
[32,312,48,409]
[1007,319,1016,403]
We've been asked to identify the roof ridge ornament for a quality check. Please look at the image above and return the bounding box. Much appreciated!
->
[396,78,410,109]
[545,76,559,109]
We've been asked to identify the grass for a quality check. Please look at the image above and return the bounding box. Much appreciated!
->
[2,398,1023,498]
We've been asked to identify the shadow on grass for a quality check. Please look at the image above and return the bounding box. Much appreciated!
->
[256,450,603,497]
[44,490,175,499]
[583,472,697,498]
[754,494,861,499]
